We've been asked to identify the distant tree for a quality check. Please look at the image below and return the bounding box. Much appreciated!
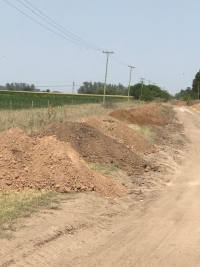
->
[130,83,171,101]
[129,83,143,99]
[175,87,192,100]
[4,82,36,91]
[192,70,200,99]
[78,82,126,95]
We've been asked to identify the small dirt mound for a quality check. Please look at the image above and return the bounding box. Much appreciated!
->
[33,122,149,175]
[174,100,187,106]
[0,128,126,197]
[109,103,168,126]
[82,116,156,154]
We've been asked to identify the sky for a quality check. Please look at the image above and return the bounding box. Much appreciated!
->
[1,0,200,95]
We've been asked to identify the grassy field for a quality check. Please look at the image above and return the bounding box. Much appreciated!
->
[0,100,143,134]
[0,90,129,110]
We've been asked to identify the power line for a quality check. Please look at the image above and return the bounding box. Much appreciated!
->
[23,0,105,52]
[36,85,81,87]
[113,53,128,66]
[110,55,127,67]
[17,0,104,52]
[4,1,157,87]
[4,0,101,51]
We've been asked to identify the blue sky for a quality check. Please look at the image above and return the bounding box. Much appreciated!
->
[1,0,200,94]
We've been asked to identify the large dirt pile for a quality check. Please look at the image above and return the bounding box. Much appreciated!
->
[109,103,168,126]
[34,121,149,175]
[0,128,126,197]
[82,116,156,154]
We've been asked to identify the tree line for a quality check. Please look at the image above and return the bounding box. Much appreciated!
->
[2,83,37,91]
[78,81,128,95]
[175,70,200,100]
[78,81,172,101]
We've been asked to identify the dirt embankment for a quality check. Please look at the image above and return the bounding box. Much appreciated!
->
[0,128,126,197]
[109,103,168,126]
[33,121,150,175]
[82,116,156,154]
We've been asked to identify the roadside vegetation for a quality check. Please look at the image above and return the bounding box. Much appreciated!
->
[0,101,143,134]
[0,190,71,238]
[130,83,172,102]
[175,70,200,103]
[89,163,118,176]
[129,124,156,144]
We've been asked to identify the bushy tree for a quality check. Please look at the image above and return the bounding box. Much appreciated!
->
[129,83,142,99]
[130,83,171,101]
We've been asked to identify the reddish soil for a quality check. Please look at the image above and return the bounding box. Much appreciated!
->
[109,103,168,126]
[34,121,149,175]
[82,116,156,154]
[0,128,126,197]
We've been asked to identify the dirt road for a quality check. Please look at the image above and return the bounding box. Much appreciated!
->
[1,106,200,266]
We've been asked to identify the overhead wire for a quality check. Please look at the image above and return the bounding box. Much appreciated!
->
[4,0,152,85]
[113,53,129,66]
[23,0,105,52]
[36,85,81,87]
[17,0,104,52]
[110,55,128,67]
[4,0,102,51]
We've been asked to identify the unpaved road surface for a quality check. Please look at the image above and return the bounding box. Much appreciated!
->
[1,106,200,266]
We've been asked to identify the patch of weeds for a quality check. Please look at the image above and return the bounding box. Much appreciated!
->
[129,124,156,144]
[89,163,118,176]
[101,102,118,109]
[0,190,72,239]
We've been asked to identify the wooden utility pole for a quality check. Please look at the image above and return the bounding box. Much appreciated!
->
[103,51,113,103]
[128,66,135,101]
[140,78,145,97]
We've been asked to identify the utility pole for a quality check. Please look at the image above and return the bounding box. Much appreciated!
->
[140,78,145,98]
[148,80,151,85]
[72,82,75,94]
[128,66,135,101]
[103,51,113,103]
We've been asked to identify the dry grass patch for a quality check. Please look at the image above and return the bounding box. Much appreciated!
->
[89,163,118,176]
[0,190,72,239]
[0,101,142,135]
[129,124,156,144]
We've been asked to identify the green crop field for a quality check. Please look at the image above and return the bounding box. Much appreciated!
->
[0,90,129,110]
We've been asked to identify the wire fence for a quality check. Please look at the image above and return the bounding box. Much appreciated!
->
[0,97,129,110]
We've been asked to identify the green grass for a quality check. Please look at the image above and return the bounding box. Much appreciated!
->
[0,190,72,239]
[0,90,130,110]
